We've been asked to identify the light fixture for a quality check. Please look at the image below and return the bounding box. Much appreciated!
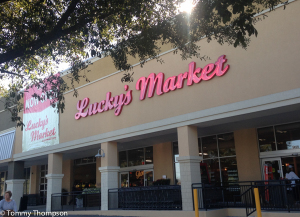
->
[95,149,105,158]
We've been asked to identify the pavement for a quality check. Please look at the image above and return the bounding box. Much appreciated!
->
[20,205,129,216]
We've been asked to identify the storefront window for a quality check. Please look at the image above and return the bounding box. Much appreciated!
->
[220,157,238,182]
[218,133,236,157]
[173,142,181,185]
[275,122,300,150]
[119,147,153,167]
[128,148,144,166]
[23,168,30,195]
[174,132,238,184]
[202,158,220,183]
[257,127,276,152]
[74,156,96,165]
[40,164,48,205]
[257,122,300,152]
[201,136,218,159]
[0,171,7,196]
[119,151,127,168]
[145,147,153,164]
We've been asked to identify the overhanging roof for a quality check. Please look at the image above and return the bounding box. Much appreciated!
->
[0,130,15,160]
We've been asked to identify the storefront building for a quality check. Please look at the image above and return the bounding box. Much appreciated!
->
[0,1,300,216]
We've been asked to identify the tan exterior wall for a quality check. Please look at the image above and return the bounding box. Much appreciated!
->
[58,1,300,145]
[48,153,63,174]
[153,142,174,184]
[13,112,22,155]
[62,160,73,192]
[101,142,118,167]
[96,157,101,188]
[30,165,40,194]
[62,43,173,90]
[234,128,261,181]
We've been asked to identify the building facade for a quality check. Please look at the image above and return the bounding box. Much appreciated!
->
[0,0,300,216]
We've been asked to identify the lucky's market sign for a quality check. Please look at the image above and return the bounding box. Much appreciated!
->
[75,55,230,120]
[22,74,60,152]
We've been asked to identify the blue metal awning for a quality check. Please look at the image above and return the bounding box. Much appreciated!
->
[0,130,15,160]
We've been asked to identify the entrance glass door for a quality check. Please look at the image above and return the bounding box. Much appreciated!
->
[120,172,129,188]
[144,170,154,186]
[262,158,283,180]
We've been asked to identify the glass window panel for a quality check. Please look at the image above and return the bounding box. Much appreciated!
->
[119,151,127,168]
[74,159,81,165]
[218,133,236,157]
[202,135,218,159]
[145,147,153,164]
[40,184,44,190]
[128,148,144,167]
[220,157,239,182]
[198,138,202,156]
[203,159,221,183]
[173,142,179,161]
[0,184,3,196]
[41,165,45,170]
[174,162,181,185]
[41,171,45,178]
[257,127,276,152]
[276,122,300,150]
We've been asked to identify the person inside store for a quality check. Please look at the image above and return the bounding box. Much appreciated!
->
[0,191,18,217]
[286,165,300,201]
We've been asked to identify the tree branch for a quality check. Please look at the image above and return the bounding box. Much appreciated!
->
[0,0,13,4]
[0,8,120,64]
[0,0,80,64]
[0,69,24,78]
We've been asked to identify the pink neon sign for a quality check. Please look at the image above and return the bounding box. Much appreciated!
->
[75,55,230,119]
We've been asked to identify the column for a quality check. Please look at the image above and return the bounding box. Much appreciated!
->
[177,125,202,211]
[5,161,25,210]
[98,142,119,210]
[45,153,64,212]
[234,128,261,181]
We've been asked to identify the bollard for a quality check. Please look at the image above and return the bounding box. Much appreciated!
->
[254,188,262,217]
[193,189,199,217]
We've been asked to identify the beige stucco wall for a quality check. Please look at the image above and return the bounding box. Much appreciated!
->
[58,1,300,145]
[48,153,63,174]
[13,112,23,155]
[153,142,174,184]
[234,128,261,181]
[30,165,40,194]
[62,159,73,192]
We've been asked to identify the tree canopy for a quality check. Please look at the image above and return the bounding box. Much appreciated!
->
[0,0,289,128]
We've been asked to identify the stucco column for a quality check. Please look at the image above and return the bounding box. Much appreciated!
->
[6,161,25,209]
[234,128,261,181]
[5,180,25,209]
[46,153,64,212]
[98,142,119,210]
[177,125,202,211]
